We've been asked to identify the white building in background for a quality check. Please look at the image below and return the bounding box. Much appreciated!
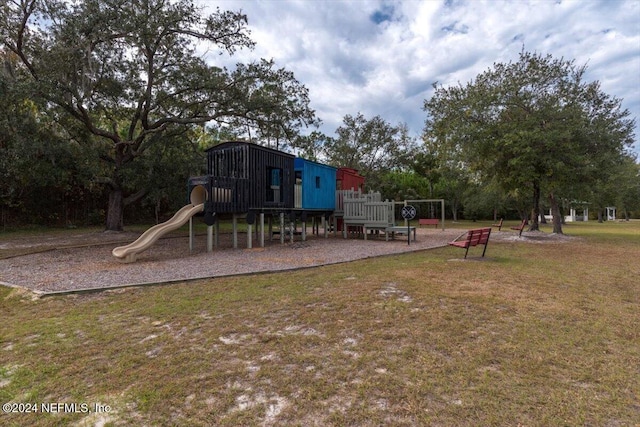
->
[606,206,617,221]
[564,206,589,222]
[542,201,590,222]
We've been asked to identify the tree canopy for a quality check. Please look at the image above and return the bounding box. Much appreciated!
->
[423,50,636,233]
[1,0,317,230]
[321,113,417,190]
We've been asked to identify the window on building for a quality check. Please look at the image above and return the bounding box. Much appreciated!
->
[266,167,283,203]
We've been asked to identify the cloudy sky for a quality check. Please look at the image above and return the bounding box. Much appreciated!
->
[198,0,640,157]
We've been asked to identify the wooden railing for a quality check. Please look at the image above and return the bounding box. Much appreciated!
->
[336,189,382,212]
[207,177,249,214]
[343,197,394,227]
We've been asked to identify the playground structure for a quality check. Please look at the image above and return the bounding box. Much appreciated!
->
[339,189,396,239]
[113,141,444,262]
[338,194,445,240]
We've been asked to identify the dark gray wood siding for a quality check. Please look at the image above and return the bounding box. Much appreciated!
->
[205,142,294,213]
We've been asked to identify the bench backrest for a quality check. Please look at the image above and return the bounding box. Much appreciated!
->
[466,228,491,245]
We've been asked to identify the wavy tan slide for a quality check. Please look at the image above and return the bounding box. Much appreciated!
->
[111,203,204,263]
[112,185,208,263]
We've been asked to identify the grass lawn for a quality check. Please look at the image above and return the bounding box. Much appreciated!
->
[1,221,639,426]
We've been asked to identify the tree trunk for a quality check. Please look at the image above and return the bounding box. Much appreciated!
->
[106,188,124,231]
[549,192,563,234]
[597,209,604,223]
[529,181,541,231]
[539,206,547,224]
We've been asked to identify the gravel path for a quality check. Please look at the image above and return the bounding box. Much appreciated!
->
[1,228,463,294]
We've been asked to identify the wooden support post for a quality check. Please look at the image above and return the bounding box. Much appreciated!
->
[214,220,219,248]
[247,223,252,249]
[302,221,306,241]
[290,220,295,243]
[207,225,213,252]
[322,216,328,238]
[280,213,285,245]
[259,213,265,248]
[189,216,194,252]
[232,214,238,249]
[255,219,259,240]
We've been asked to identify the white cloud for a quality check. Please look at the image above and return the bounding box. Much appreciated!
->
[197,0,640,157]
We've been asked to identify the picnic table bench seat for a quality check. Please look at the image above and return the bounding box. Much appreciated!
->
[361,224,416,241]
[384,225,417,242]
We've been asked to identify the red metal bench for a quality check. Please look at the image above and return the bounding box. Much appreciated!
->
[418,218,439,228]
[510,219,527,237]
[491,218,503,230]
[449,227,492,259]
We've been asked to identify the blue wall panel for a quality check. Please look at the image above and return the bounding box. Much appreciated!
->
[294,158,336,210]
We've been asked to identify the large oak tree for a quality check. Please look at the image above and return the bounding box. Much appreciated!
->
[1,0,317,230]
[423,51,635,233]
